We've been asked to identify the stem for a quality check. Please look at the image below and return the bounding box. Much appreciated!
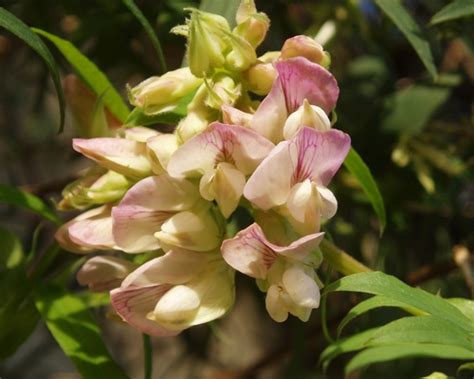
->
[143,334,153,379]
[320,239,372,276]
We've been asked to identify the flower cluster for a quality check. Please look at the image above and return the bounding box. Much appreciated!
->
[56,0,350,336]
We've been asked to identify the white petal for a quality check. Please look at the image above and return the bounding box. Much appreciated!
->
[282,264,320,309]
[265,284,289,322]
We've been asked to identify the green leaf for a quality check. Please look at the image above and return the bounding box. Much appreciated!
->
[320,327,380,368]
[336,295,411,337]
[382,84,453,134]
[125,89,196,126]
[0,300,40,360]
[35,286,129,379]
[374,0,437,79]
[0,7,65,131]
[123,0,167,74]
[448,298,474,322]
[344,148,386,235]
[346,344,474,374]
[368,316,474,351]
[431,0,474,25]
[33,28,129,122]
[0,184,60,224]
[199,0,241,26]
[0,227,24,271]
[324,271,473,333]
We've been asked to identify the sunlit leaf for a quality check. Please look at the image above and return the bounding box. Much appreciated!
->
[374,0,437,79]
[368,316,474,351]
[346,344,474,374]
[123,0,167,73]
[33,28,129,122]
[344,148,386,235]
[0,185,60,224]
[0,7,65,131]
[431,0,474,25]
[324,271,473,333]
[35,286,129,379]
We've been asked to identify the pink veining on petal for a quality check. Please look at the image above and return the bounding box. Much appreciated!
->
[110,284,178,337]
[275,57,339,114]
[289,127,351,186]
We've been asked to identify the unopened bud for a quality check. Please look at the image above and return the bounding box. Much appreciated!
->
[128,68,202,115]
[244,62,276,95]
[234,0,270,48]
[281,35,325,65]
[204,74,241,109]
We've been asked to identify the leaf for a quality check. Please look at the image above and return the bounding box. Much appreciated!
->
[431,0,474,25]
[0,184,60,224]
[0,300,40,360]
[336,295,411,337]
[35,286,129,379]
[33,29,129,123]
[123,0,167,74]
[125,89,196,126]
[0,7,65,131]
[320,327,380,368]
[382,84,453,134]
[344,148,386,235]
[324,271,473,333]
[448,298,474,322]
[374,0,437,79]
[368,316,474,351]
[346,344,474,374]
[0,227,24,270]
[199,0,241,26]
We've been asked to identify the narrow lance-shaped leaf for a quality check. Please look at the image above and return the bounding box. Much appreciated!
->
[0,7,65,131]
[431,0,474,25]
[374,0,437,79]
[33,28,129,122]
[344,148,386,235]
[35,286,129,379]
[0,185,60,224]
[346,344,474,374]
[324,271,473,333]
[122,0,167,74]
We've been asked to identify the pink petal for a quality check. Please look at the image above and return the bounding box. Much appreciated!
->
[290,127,350,186]
[167,122,274,178]
[110,284,179,336]
[221,104,253,127]
[250,79,287,142]
[221,223,324,279]
[275,57,339,114]
[112,175,199,253]
[73,138,152,179]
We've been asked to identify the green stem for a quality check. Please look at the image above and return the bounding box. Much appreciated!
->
[320,239,372,276]
[143,334,153,379]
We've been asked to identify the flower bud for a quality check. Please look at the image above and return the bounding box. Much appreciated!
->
[283,99,331,139]
[204,74,241,109]
[234,0,270,48]
[77,255,136,292]
[182,9,231,77]
[224,32,257,72]
[128,68,202,115]
[243,62,276,95]
[281,35,325,65]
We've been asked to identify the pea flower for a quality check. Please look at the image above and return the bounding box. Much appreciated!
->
[77,255,137,292]
[111,174,222,253]
[222,223,323,322]
[111,249,234,336]
[244,127,351,235]
[280,35,329,67]
[167,122,274,218]
[128,68,202,115]
[55,205,117,253]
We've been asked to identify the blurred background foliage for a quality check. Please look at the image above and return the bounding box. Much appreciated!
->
[0,0,473,378]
